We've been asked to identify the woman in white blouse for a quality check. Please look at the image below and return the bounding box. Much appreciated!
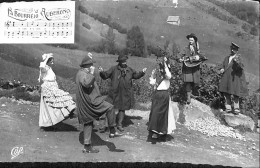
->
[147,56,176,141]
[38,53,76,131]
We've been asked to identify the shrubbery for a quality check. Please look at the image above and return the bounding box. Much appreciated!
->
[190,1,238,25]
[78,5,127,34]
[0,79,40,102]
[82,22,91,30]
[47,44,79,50]
[126,26,146,57]
[205,0,259,36]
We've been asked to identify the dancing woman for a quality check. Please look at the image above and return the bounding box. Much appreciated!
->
[148,56,176,141]
[38,53,76,130]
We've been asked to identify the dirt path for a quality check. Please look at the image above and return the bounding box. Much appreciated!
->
[0,97,259,167]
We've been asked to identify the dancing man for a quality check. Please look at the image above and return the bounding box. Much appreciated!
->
[76,53,122,153]
[99,53,147,132]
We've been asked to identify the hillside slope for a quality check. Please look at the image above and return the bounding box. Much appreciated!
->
[78,0,259,77]
[0,44,157,92]
[0,0,258,92]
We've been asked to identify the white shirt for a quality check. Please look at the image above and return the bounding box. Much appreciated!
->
[149,65,172,90]
[229,54,236,64]
[40,64,56,82]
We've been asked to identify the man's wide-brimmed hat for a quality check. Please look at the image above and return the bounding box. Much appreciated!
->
[116,53,128,62]
[80,52,96,67]
[230,42,239,50]
[186,33,198,42]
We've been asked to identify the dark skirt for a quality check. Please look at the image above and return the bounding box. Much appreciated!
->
[148,90,169,134]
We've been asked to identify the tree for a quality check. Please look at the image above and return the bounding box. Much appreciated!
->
[126,26,145,57]
[104,27,116,54]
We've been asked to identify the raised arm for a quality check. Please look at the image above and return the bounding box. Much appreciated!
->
[100,66,114,80]
[79,73,95,88]
[164,62,172,80]
[132,69,145,79]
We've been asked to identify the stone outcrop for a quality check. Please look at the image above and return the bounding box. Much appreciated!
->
[223,113,255,131]
[177,98,256,131]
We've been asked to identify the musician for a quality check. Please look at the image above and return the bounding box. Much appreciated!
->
[218,42,248,115]
[179,33,206,104]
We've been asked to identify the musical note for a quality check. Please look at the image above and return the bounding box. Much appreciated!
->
[5,21,11,28]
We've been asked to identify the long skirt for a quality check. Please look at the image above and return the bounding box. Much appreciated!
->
[148,90,176,135]
[39,81,76,127]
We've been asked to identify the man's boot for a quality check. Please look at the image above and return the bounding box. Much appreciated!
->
[187,91,191,104]
[117,111,125,132]
[109,127,123,138]
[82,144,99,153]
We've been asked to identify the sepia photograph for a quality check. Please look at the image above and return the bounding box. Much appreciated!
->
[0,0,259,167]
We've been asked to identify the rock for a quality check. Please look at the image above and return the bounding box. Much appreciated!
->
[224,113,255,131]
[257,128,260,133]
[1,104,6,107]
[28,90,40,97]
[181,99,215,123]
[258,119,260,128]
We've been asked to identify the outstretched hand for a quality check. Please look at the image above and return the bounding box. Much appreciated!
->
[98,66,103,72]
[90,66,95,74]
[219,68,224,74]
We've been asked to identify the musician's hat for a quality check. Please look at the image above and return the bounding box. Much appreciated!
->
[230,42,239,50]
[116,52,128,62]
[186,33,198,42]
[80,52,96,68]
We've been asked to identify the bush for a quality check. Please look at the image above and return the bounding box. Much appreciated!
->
[47,44,79,50]
[78,5,128,34]
[133,78,153,103]
[242,23,251,33]
[0,86,40,102]
[82,22,91,30]
[250,26,259,36]
[205,0,258,28]
[78,5,88,14]
[190,1,238,25]
[126,26,146,57]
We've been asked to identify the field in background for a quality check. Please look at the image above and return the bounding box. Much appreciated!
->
[78,0,259,77]
[0,0,259,93]
[0,44,157,93]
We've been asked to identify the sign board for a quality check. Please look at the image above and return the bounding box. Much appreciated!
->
[0,1,75,44]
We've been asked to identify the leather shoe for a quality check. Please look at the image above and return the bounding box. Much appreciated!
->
[117,126,124,132]
[99,126,108,133]
[232,109,240,115]
[151,133,158,139]
[109,132,123,138]
[82,145,99,153]
[225,110,232,113]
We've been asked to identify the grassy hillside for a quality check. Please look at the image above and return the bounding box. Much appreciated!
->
[77,0,259,77]
[0,0,259,93]
[0,44,157,93]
